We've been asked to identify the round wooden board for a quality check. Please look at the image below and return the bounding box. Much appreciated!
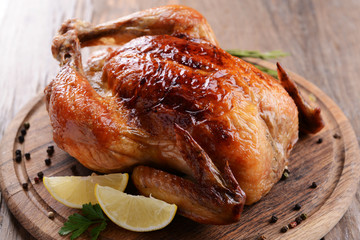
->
[0,60,359,240]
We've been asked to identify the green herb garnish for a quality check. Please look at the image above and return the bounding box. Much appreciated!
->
[227,49,289,78]
[226,49,289,59]
[59,203,107,240]
[253,64,279,78]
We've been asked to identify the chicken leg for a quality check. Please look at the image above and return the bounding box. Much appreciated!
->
[132,125,245,224]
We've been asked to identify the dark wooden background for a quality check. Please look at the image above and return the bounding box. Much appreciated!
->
[0,0,359,239]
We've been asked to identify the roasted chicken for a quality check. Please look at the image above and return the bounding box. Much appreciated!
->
[46,5,324,224]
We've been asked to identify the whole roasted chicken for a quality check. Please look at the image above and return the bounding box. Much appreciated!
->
[46,5,324,224]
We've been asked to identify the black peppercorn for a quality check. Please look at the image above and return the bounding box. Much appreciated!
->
[15,155,22,163]
[37,171,44,179]
[294,203,301,211]
[295,216,303,224]
[18,135,24,143]
[25,153,31,160]
[281,171,289,180]
[21,128,27,136]
[45,158,52,166]
[46,149,53,156]
[310,182,317,188]
[15,149,21,156]
[22,183,28,190]
[300,213,308,220]
[70,165,78,175]
[24,122,30,130]
[316,138,323,144]
[280,225,289,233]
[333,133,341,139]
[47,146,54,156]
[270,215,278,223]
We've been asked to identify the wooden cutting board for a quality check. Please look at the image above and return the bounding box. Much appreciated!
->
[0,60,359,240]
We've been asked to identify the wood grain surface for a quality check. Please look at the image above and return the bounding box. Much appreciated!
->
[0,0,359,239]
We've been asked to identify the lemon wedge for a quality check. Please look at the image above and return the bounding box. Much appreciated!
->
[43,173,128,208]
[95,184,177,232]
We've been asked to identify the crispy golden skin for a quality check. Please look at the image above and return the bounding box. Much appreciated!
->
[46,5,323,224]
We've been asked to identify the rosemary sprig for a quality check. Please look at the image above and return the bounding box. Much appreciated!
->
[226,49,289,59]
[252,64,279,78]
[227,49,289,79]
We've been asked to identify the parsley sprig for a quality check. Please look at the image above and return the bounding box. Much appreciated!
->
[59,203,107,240]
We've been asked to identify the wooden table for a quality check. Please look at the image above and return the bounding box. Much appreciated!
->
[0,0,359,239]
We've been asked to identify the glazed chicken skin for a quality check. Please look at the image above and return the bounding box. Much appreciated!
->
[46,5,323,224]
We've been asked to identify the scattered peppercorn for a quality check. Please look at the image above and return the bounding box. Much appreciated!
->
[281,171,289,180]
[18,135,24,143]
[25,153,31,160]
[333,133,341,139]
[47,149,53,156]
[70,165,77,174]
[34,177,40,184]
[21,128,27,136]
[46,149,52,155]
[47,211,55,219]
[15,155,22,163]
[45,158,52,166]
[316,138,323,144]
[294,203,301,211]
[270,215,278,223]
[15,149,21,156]
[295,216,303,225]
[280,225,289,233]
[24,122,30,130]
[288,221,297,229]
[300,213,308,220]
[47,145,54,156]
[310,182,317,188]
[37,171,44,179]
[22,183,28,190]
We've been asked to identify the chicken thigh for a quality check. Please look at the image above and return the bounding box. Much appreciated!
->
[46,5,323,224]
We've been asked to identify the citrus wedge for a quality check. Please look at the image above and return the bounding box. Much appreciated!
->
[95,184,177,232]
[43,173,128,208]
